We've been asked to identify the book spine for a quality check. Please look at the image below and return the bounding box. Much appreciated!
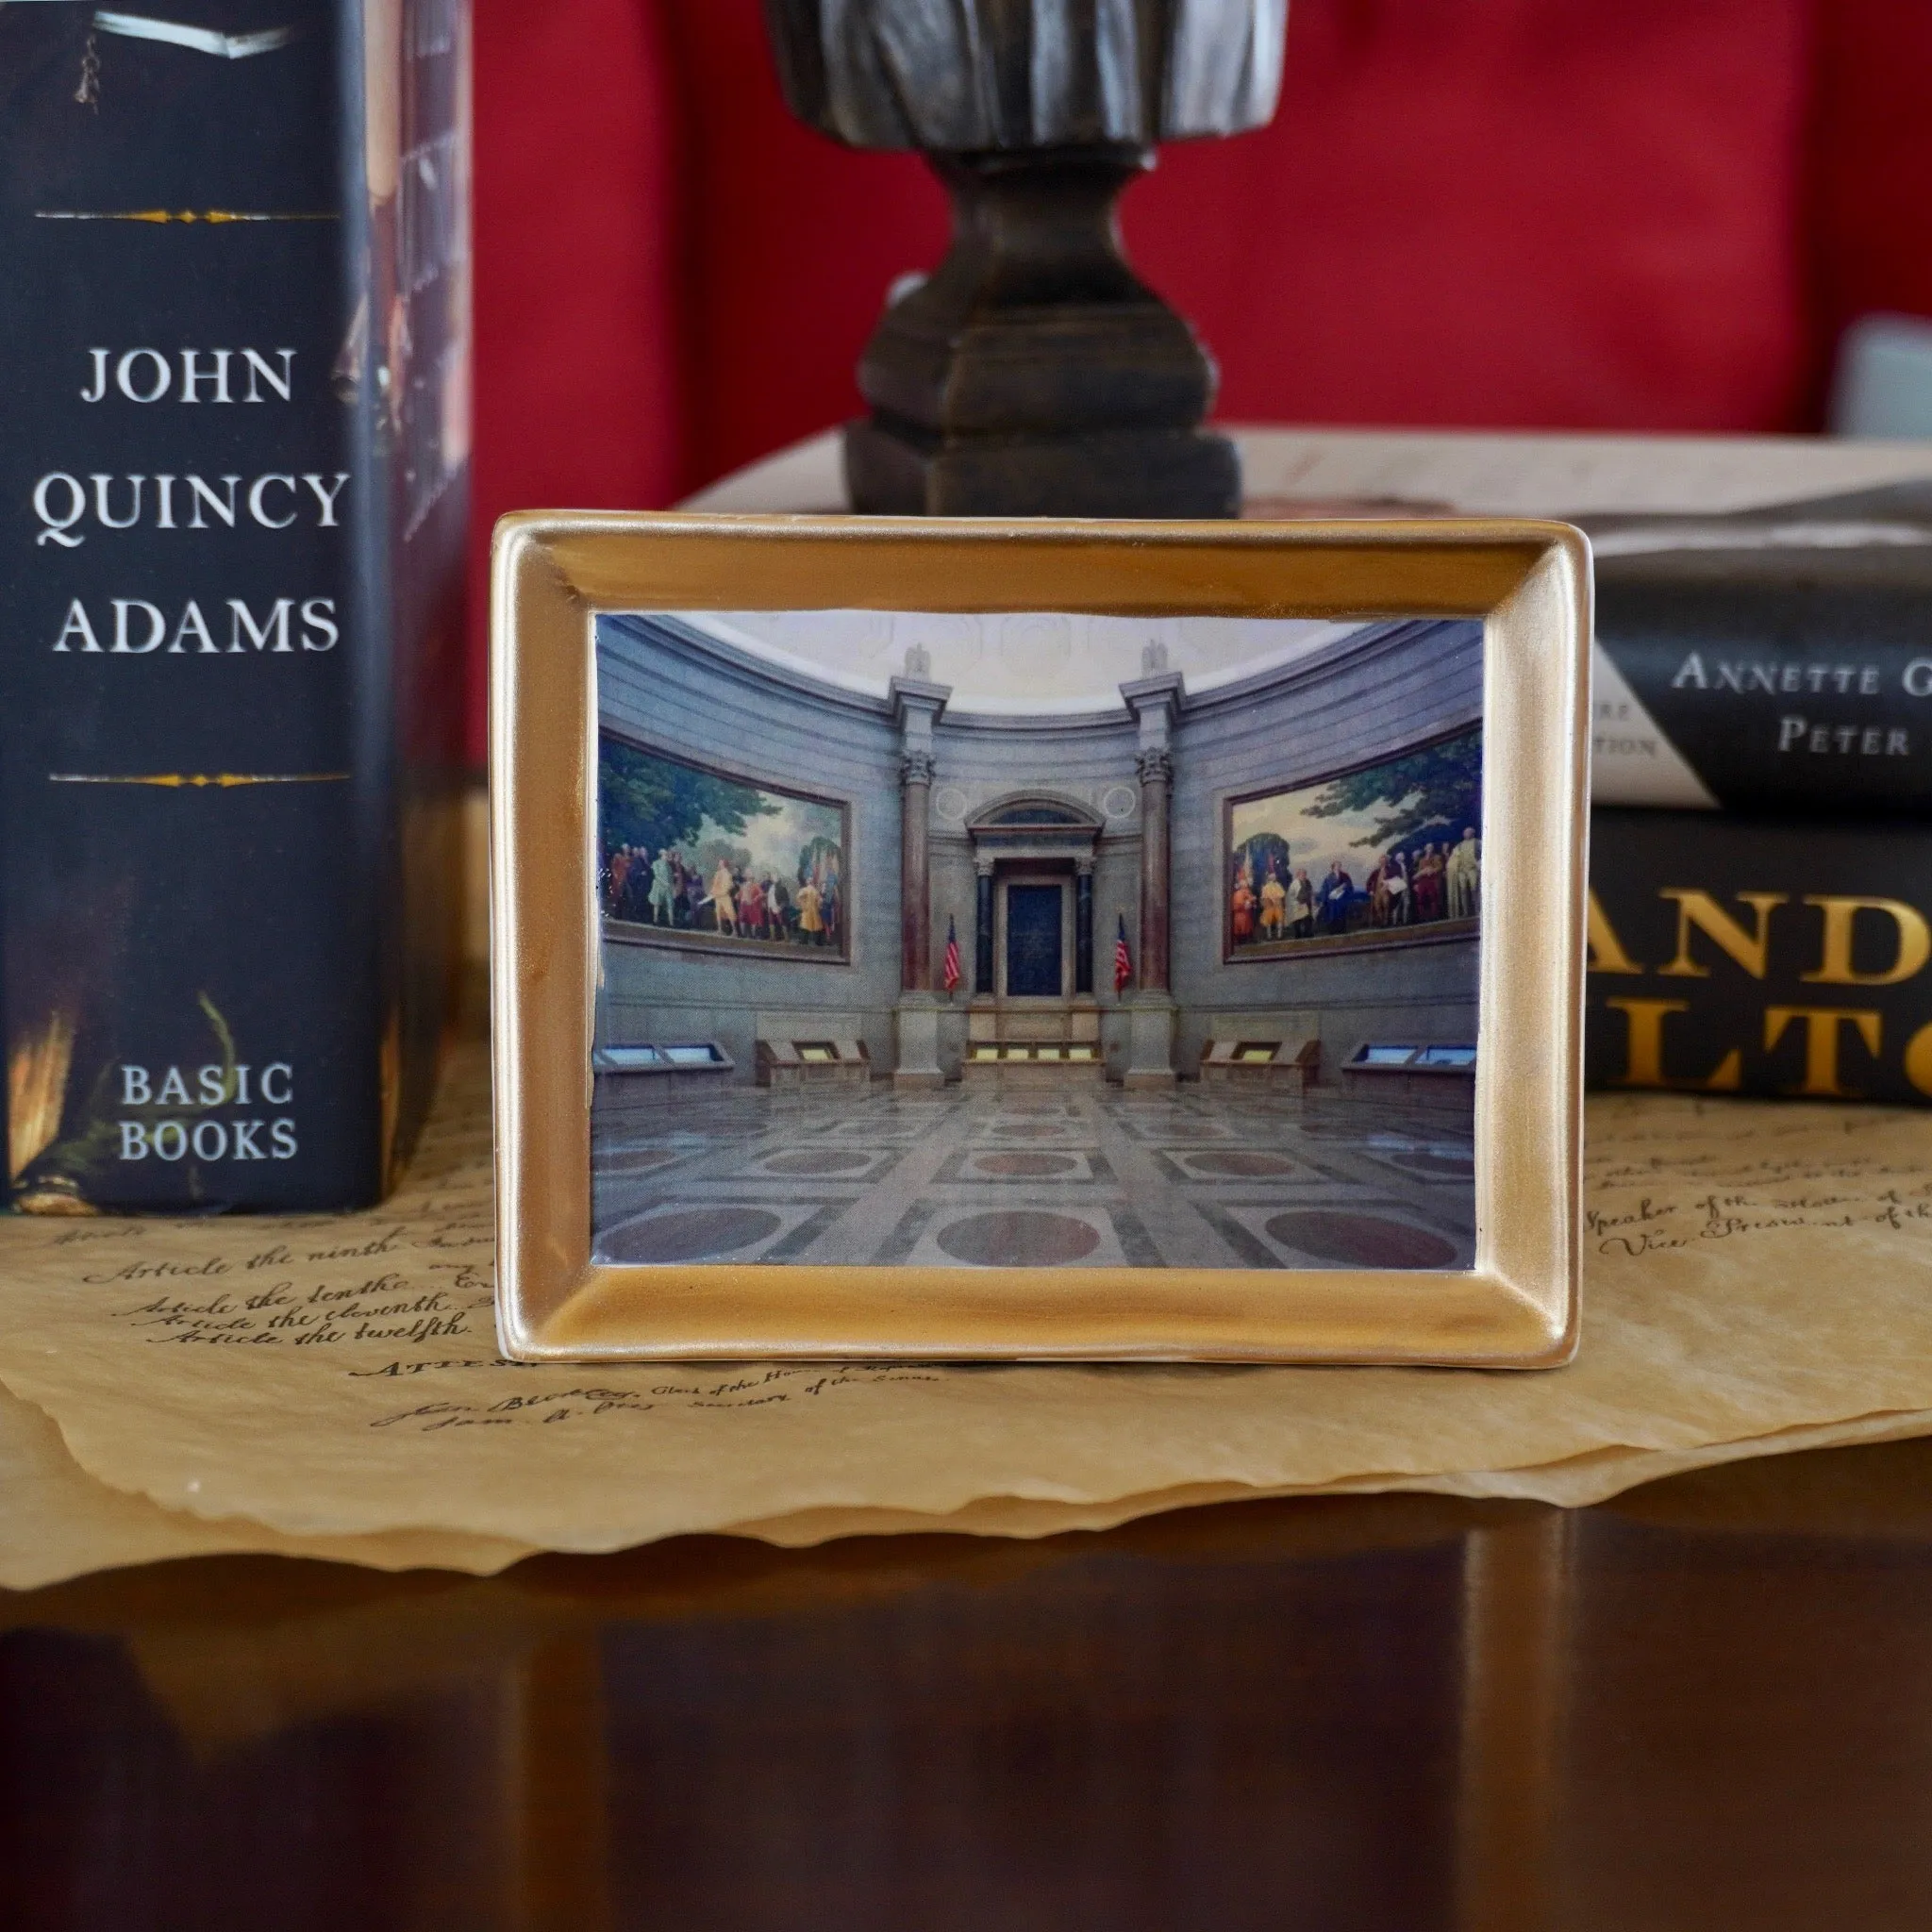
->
[0,2,467,1210]
[1586,808,1932,1105]
[1592,553,1932,813]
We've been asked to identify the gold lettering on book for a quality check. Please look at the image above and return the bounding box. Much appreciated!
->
[1603,997,1742,1091]
[1801,896,1932,987]
[1585,893,1643,974]
[1905,1022,1932,1099]
[1657,890,1787,980]
[1763,1006,1883,1099]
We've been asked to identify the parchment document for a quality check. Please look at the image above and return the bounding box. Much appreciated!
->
[4,1042,1931,1589]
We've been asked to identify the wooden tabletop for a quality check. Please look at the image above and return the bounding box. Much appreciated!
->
[7,1436,1932,1930]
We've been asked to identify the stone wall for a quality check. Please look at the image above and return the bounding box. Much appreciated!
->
[1169,617,1485,1074]
[595,615,903,1078]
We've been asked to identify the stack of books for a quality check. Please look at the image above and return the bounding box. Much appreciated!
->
[1580,485,1932,1103]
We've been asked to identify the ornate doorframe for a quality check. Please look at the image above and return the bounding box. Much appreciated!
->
[964,793,1103,999]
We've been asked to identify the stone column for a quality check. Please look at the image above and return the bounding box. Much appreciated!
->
[1119,667,1184,1088]
[900,747,935,991]
[1134,747,1172,993]
[890,663,951,1090]
[1074,860,1095,995]
[974,860,995,995]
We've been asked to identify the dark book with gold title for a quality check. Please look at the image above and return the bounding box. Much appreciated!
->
[1587,808,1932,1105]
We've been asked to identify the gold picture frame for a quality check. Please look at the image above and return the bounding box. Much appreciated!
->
[491,513,1590,1366]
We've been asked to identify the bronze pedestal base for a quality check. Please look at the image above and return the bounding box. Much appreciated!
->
[846,420,1239,519]
[845,146,1241,521]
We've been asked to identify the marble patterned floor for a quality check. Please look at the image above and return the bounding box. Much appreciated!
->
[591,1080,1476,1273]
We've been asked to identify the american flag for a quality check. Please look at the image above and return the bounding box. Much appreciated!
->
[942,916,961,993]
[1113,914,1133,993]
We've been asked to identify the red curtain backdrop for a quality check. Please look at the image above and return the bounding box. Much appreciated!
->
[468,0,1932,757]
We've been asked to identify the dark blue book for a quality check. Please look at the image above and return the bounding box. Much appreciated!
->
[0,0,469,1208]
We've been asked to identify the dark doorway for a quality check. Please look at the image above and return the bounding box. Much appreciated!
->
[1005,885,1063,996]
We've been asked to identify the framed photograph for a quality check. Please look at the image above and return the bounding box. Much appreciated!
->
[491,514,1589,1365]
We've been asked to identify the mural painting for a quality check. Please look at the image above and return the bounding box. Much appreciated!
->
[599,734,849,960]
[1226,727,1482,958]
